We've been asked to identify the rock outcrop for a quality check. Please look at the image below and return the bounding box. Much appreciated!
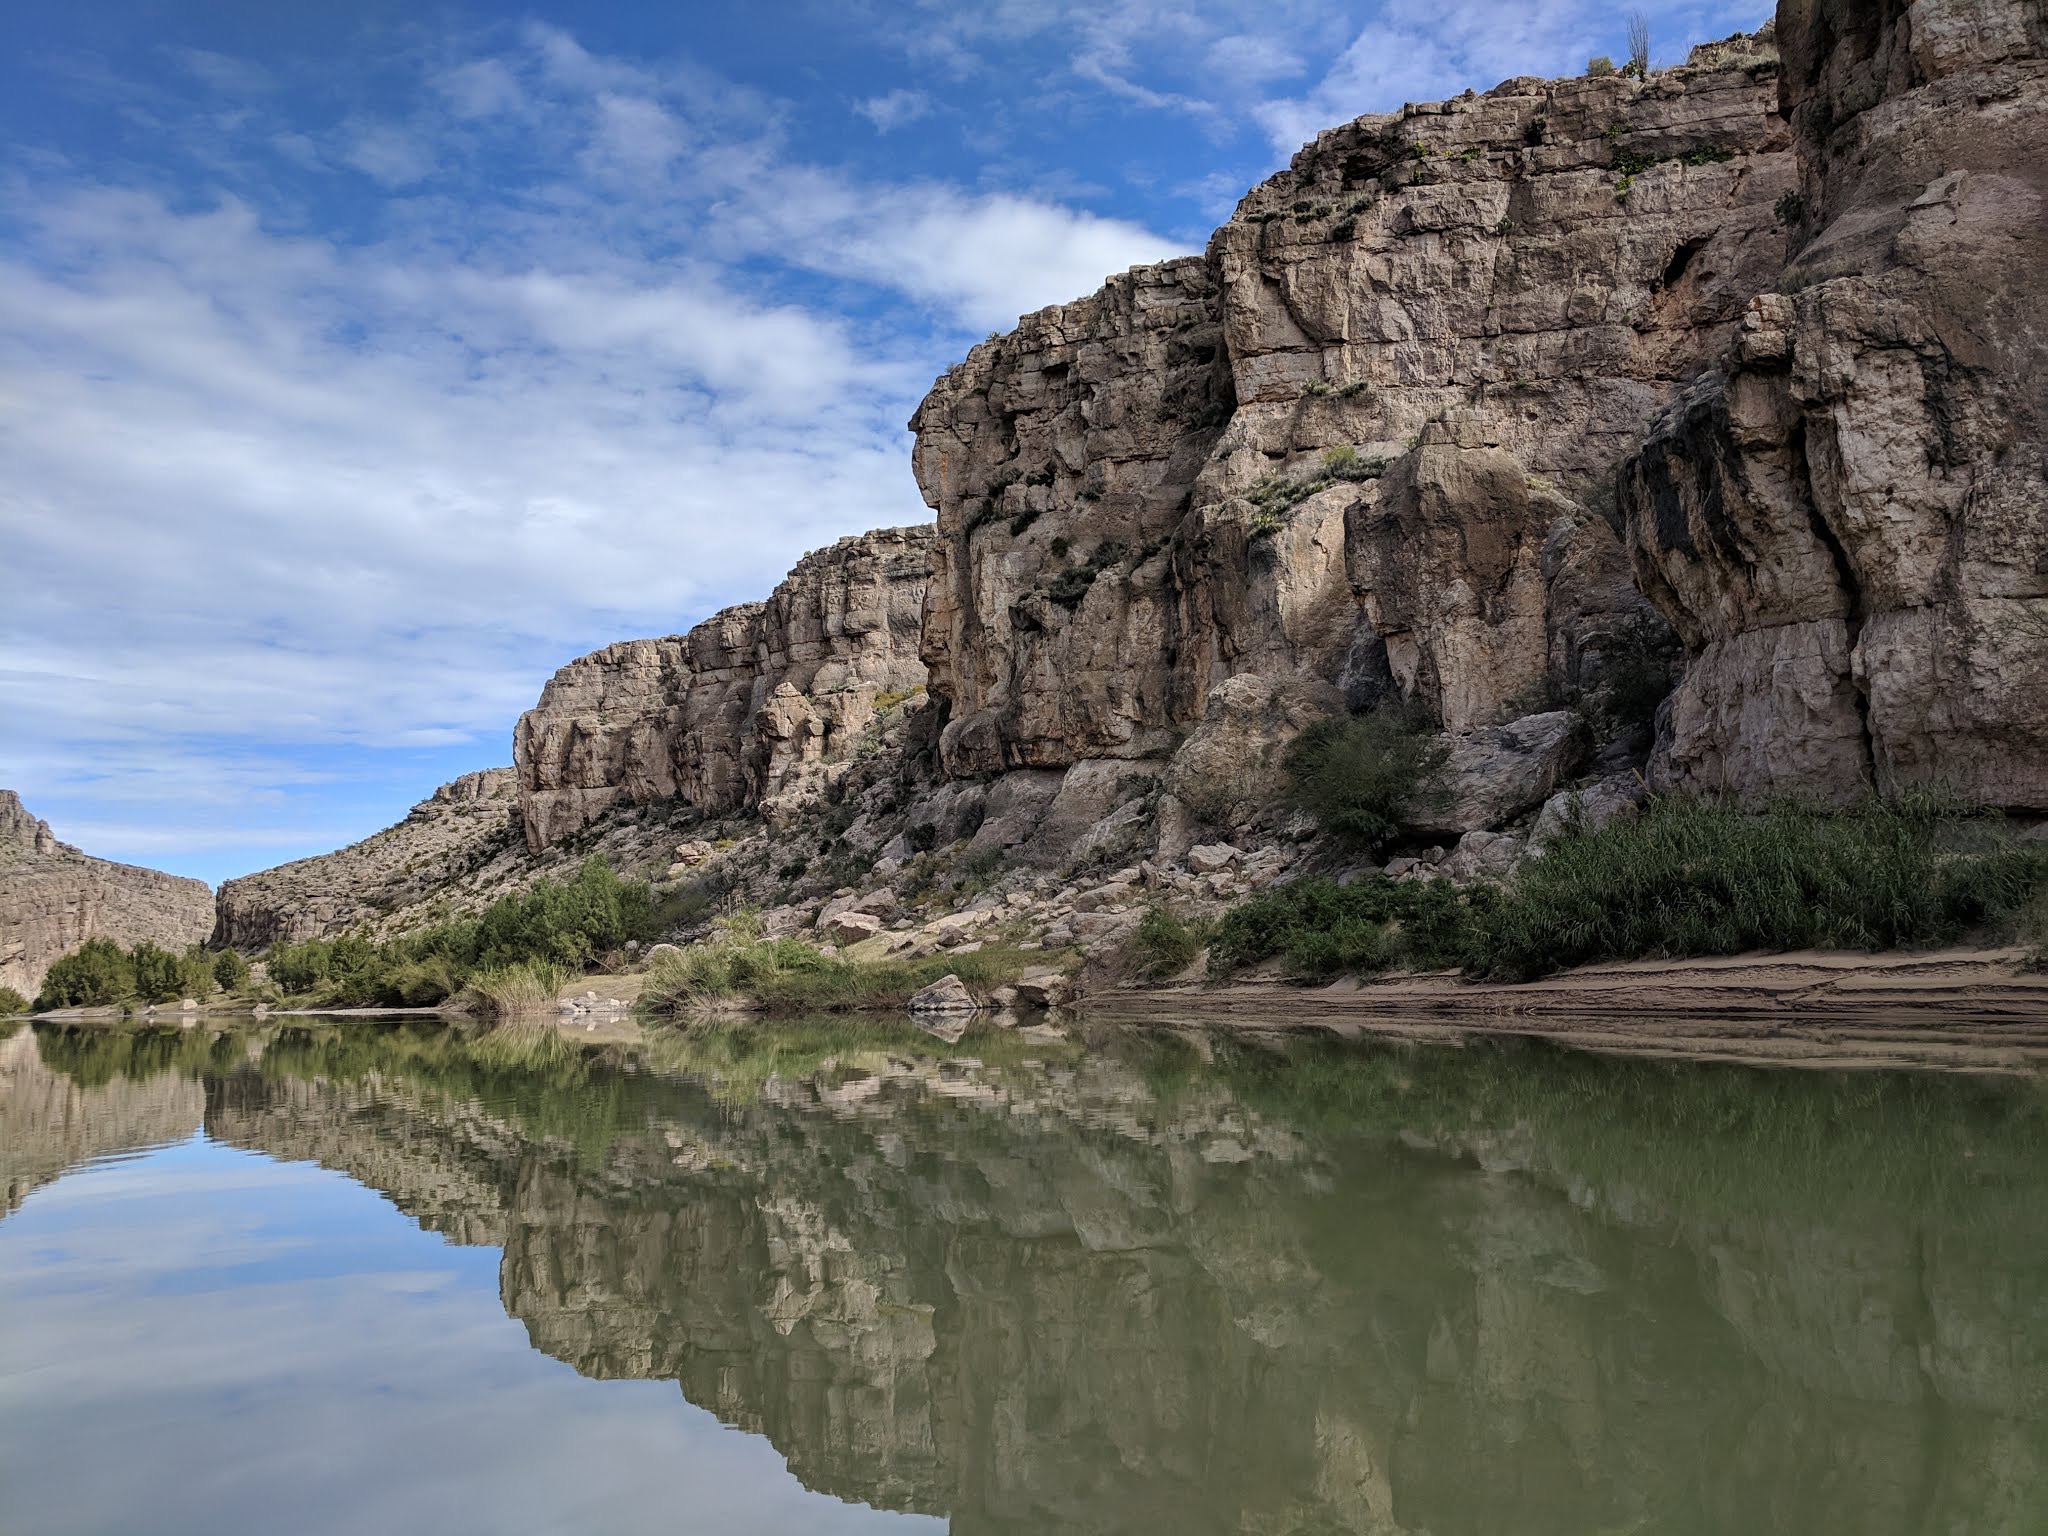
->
[913,30,1794,778]
[0,791,214,998]
[1625,0,2048,806]
[213,769,521,949]
[514,526,932,851]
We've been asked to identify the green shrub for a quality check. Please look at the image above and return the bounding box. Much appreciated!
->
[1133,907,1212,978]
[644,936,1032,1015]
[212,948,251,992]
[1209,875,1484,979]
[0,987,29,1016]
[37,938,137,1008]
[1283,710,1450,852]
[1464,792,2047,981]
[1587,55,1616,76]
[1206,794,2048,985]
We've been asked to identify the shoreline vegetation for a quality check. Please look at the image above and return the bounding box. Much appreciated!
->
[16,793,2046,1030]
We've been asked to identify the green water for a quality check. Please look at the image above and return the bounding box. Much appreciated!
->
[2,1015,2045,1534]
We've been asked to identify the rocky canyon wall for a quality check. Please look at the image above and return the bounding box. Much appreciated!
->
[0,791,214,998]
[514,525,932,851]
[913,30,1794,777]
[1625,0,2048,805]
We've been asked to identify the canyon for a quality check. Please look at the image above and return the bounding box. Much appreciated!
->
[184,2,2048,950]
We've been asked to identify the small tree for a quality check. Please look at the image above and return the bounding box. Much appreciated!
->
[1626,13,1651,77]
[0,987,29,1016]
[36,938,136,1009]
[212,948,251,993]
[1283,709,1451,853]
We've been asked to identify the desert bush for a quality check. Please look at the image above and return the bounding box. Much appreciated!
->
[37,938,137,1009]
[1207,793,2048,985]
[1283,710,1450,852]
[212,948,251,992]
[1587,55,1616,76]
[645,936,1031,1015]
[0,987,29,1016]
[1133,907,1212,978]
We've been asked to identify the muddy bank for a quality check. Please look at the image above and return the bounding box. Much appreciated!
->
[1099,948,2048,1073]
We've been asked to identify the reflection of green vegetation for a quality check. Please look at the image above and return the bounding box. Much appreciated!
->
[33,1022,247,1088]
[1120,1027,2048,1232]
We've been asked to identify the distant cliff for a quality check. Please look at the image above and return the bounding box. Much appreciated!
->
[0,791,214,998]
[514,525,932,851]
[213,768,521,950]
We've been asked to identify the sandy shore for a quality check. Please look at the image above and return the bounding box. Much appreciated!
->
[1101,948,2048,1073]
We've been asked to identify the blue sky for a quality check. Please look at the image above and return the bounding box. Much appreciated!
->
[0,0,1766,886]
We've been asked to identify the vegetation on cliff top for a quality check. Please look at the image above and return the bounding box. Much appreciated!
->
[1209,793,2048,984]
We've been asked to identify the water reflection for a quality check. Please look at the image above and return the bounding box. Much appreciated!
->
[6,1015,2047,1534]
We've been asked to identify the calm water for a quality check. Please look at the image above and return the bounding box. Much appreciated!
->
[3,1016,2046,1535]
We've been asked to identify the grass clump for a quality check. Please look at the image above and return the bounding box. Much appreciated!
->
[464,960,575,1018]
[1206,793,2048,985]
[1133,906,1213,978]
[1465,792,2047,981]
[644,933,1035,1015]
[1283,710,1450,853]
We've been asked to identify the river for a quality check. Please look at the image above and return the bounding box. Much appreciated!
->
[2,1014,2044,1534]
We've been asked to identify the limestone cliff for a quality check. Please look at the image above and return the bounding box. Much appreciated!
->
[0,791,214,998]
[513,525,932,851]
[1625,0,2048,805]
[913,29,1793,775]
[213,768,521,949]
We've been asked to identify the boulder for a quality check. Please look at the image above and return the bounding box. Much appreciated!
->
[1439,831,1523,883]
[1187,843,1241,874]
[1414,711,1586,836]
[907,975,980,1015]
[1528,774,1648,851]
[824,911,884,945]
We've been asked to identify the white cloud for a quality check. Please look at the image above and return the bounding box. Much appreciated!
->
[855,88,933,132]
[339,119,435,186]
[436,58,524,119]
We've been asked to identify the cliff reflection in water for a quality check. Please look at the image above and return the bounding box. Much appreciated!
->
[19,1016,2048,1534]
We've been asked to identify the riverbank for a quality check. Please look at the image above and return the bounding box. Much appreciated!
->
[1104,947,2048,1072]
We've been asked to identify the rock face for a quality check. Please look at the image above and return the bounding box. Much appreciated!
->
[912,31,1794,778]
[0,791,214,998]
[515,526,932,851]
[213,769,521,949]
[1625,1,2048,807]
